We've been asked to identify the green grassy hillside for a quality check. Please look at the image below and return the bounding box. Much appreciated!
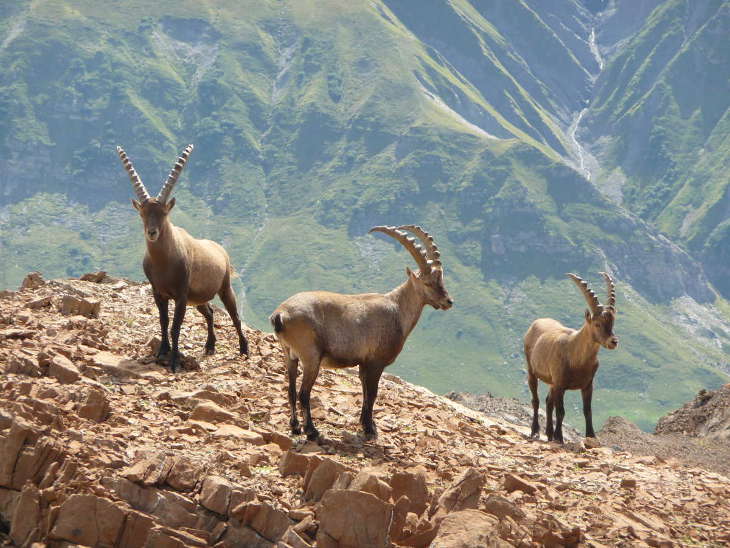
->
[1,0,728,431]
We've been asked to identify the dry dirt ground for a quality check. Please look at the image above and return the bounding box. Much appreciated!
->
[1,273,729,547]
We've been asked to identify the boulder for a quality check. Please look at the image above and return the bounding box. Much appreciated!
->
[304,458,347,502]
[316,489,394,548]
[199,475,233,515]
[503,473,538,495]
[482,494,526,522]
[48,354,81,384]
[190,401,237,425]
[166,459,203,492]
[78,387,110,422]
[430,509,506,548]
[212,424,265,445]
[59,294,101,318]
[349,471,392,502]
[390,467,430,516]
[279,450,312,477]
[118,509,155,548]
[437,467,484,514]
[232,501,292,543]
[10,484,40,546]
[50,493,127,546]
[20,272,45,290]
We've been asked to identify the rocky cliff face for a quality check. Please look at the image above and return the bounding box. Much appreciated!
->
[1,273,729,547]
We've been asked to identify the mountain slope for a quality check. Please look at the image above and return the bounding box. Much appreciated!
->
[0,0,728,430]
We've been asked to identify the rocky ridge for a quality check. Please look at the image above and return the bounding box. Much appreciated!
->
[1,273,729,547]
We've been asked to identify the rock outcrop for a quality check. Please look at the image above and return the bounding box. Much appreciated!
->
[0,273,729,546]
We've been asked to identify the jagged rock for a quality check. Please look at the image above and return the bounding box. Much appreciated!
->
[284,527,314,548]
[231,501,292,543]
[10,484,40,546]
[304,457,348,502]
[5,355,42,376]
[436,467,484,514]
[48,354,81,384]
[390,495,412,541]
[199,475,233,515]
[166,459,203,492]
[504,473,538,495]
[390,467,430,516]
[78,386,110,422]
[50,493,127,546]
[0,418,36,488]
[80,271,108,283]
[482,494,526,522]
[20,272,45,290]
[316,489,394,548]
[118,509,155,547]
[122,453,174,486]
[190,401,237,424]
[349,470,392,502]
[11,437,64,490]
[27,295,52,309]
[429,509,506,548]
[279,451,311,477]
[59,294,101,318]
[213,424,266,444]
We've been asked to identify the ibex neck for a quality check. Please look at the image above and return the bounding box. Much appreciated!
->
[388,277,427,339]
[568,322,601,363]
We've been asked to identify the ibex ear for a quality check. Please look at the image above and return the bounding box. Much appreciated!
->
[165,197,176,212]
[584,309,592,322]
[405,267,417,280]
[131,199,141,211]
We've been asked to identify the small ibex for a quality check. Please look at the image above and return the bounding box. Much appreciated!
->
[116,145,248,372]
[270,225,453,441]
[524,272,618,443]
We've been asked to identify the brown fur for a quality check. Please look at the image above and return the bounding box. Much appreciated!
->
[524,274,618,443]
[270,227,453,441]
[118,146,248,372]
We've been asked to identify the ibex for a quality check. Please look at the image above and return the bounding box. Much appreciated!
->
[524,272,618,443]
[116,145,248,373]
[270,225,453,441]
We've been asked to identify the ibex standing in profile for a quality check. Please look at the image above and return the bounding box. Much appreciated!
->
[117,145,248,373]
[270,225,453,441]
[524,272,618,443]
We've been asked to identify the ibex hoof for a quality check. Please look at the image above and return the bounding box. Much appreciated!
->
[529,431,540,440]
[204,346,215,356]
[239,340,249,356]
[290,422,301,435]
[305,429,320,442]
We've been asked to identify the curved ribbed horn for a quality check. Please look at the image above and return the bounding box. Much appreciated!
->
[567,273,601,315]
[399,225,442,268]
[370,225,431,273]
[600,271,616,311]
[117,146,151,202]
[158,144,194,203]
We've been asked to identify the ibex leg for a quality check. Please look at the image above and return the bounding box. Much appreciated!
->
[582,382,595,438]
[553,387,566,444]
[359,364,384,440]
[219,281,248,356]
[528,371,540,439]
[153,292,171,360]
[287,356,301,434]
[545,391,554,441]
[196,304,216,355]
[298,355,322,441]
[169,296,188,373]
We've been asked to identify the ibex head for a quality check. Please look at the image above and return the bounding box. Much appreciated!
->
[117,145,193,242]
[370,225,454,310]
[567,272,618,349]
